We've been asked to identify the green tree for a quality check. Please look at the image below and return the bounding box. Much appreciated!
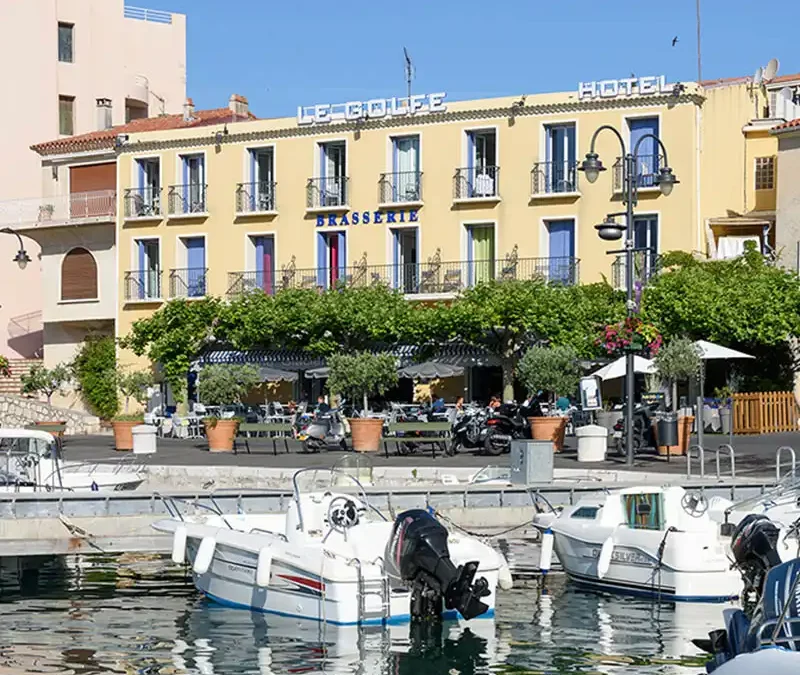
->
[117,369,155,414]
[654,337,701,411]
[517,345,581,406]
[21,363,71,406]
[71,335,119,419]
[197,364,261,409]
[327,352,398,412]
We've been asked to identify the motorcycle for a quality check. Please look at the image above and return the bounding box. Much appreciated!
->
[612,401,659,455]
[483,399,541,456]
[446,405,488,456]
[298,408,349,452]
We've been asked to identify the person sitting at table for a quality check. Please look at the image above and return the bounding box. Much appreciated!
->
[316,395,331,415]
[455,396,465,411]
[431,396,446,413]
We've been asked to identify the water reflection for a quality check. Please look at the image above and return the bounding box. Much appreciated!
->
[0,554,730,675]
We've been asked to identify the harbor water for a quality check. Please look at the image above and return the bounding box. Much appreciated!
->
[0,554,727,674]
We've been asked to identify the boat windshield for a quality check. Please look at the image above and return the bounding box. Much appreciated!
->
[622,493,665,530]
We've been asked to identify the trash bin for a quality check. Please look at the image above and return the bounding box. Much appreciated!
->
[656,413,679,455]
[510,439,553,485]
[720,405,732,435]
[132,424,157,454]
[575,424,608,462]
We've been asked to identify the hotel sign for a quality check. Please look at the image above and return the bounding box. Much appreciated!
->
[298,93,447,126]
[316,208,419,227]
[578,75,672,100]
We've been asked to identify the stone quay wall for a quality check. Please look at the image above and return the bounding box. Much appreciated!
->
[0,394,100,435]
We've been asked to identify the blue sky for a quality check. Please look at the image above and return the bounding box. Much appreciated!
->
[143,0,797,118]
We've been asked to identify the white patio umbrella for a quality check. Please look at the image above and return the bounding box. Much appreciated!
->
[693,340,754,448]
[591,355,656,381]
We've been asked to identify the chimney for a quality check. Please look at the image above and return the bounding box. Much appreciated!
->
[183,97,195,122]
[95,98,112,130]
[228,94,249,117]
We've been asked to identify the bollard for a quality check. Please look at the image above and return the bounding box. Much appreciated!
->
[776,446,797,483]
[715,444,736,480]
[686,445,705,479]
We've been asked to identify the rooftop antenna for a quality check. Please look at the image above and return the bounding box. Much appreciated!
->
[403,47,414,103]
[695,0,702,82]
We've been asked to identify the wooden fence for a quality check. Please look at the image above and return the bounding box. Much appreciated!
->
[733,392,800,434]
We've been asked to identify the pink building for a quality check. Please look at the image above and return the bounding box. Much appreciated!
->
[0,1,185,359]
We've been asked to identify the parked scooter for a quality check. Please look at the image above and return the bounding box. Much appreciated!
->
[483,398,542,456]
[611,401,660,455]
[298,408,349,453]
[447,405,488,456]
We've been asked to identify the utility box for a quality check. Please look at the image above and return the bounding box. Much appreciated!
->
[132,425,157,454]
[510,439,553,485]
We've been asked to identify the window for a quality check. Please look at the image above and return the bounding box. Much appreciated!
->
[391,228,419,293]
[623,493,664,531]
[466,224,495,286]
[633,214,659,280]
[177,154,206,213]
[390,136,421,202]
[546,219,576,284]
[318,142,347,206]
[61,248,97,301]
[125,99,148,123]
[755,156,775,190]
[131,158,161,216]
[247,148,275,211]
[134,239,160,299]
[248,235,275,294]
[571,506,599,520]
[628,117,660,187]
[317,231,346,289]
[59,96,74,135]
[177,237,206,298]
[58,23,73,63]
[544,124,576,193]
[462,130,498,198]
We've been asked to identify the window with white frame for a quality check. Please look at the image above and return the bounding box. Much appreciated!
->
[755,156,775,190]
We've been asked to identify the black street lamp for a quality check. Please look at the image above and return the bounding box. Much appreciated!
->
[579,126,678,466]
[0,227,32,270]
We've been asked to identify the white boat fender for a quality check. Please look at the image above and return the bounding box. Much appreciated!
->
[597,537,614,579]
[256,548,272,588]
[193,536,216,575]
[171,525,187,565]
[498,553,513,590]
[539,528,554,575]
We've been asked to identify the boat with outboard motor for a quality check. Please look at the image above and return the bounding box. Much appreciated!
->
[153,467,512,625]
[693,514,800,673]
[0,428,145,492]
[535,485,742,601]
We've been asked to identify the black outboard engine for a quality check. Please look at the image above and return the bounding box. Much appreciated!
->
[385,509,490,621]
[731,514,783,601]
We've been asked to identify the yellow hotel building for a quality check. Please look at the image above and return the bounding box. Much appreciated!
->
[21,70,800,389]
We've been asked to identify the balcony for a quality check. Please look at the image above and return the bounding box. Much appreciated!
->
[531,161,580,197]
[123,187,161,220]
[228,253,579,298]
[168,184,208,217]
[169,267,207,298]
[611,252,660,291]
[613,154,664,192]
[378,171,423,206]
[124,270,162,302]
[0,190,116,230]
[306,177,349,211]
[235,182,276,215]
[453,166,500,203]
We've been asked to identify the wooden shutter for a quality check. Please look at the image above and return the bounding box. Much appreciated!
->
[69,163,115,218]
[61,248,98,300]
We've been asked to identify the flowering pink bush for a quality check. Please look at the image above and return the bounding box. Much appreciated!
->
[596,317,662,356]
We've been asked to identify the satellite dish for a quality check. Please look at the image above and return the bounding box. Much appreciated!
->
[779,86,793,101]
[753,67,763,85]
[764,58,779,81]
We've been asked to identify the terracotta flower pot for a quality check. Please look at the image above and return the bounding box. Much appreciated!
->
[529,417,568,452]
[349,418,383,453]
[111,420,140,451]
[205,419,239,453]
[678,415,695,455]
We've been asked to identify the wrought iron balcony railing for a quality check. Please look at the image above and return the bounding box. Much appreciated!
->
[124,270,162,301]
[167,184,208,215]
[235,181,276,213]
[531,161,579,195]
[0,190,116,229]
[611,252,660,291]
[453,166,500,200]
[306,177,349,209]
[123,187,161,219]
[169,267,207,298]
[379,171,423,204]
[612,154,665,191]
[227,256,579,297]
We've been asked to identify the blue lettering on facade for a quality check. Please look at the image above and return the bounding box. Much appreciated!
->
[399,211,405,223]
[409,210,418,222]
[362,211,370,224]
[340,213,349,225]
[318,208,420,226]
[373,211,383,224]
[328,214,337,226]
[387,211,396,223]
[352,211,359,224]
[316,215,325,226]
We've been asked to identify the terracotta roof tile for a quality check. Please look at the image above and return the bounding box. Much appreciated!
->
[31,107,258,156]
[772,118,800,132]
[700,72,800,89]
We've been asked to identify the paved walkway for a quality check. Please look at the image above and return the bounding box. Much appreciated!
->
[57,431,799,477]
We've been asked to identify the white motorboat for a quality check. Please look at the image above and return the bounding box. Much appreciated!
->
[154,468,512,625]
[0,428,145,492]
[538,485,742,602]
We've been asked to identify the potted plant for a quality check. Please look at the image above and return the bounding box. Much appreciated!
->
[19,363,71,435]
[327,352,398,452]
[111,368,154,451]
[38,204,55,221]
[0,355,10,379]
[518,345,580,452]
[654,337,701,456]
[197,364,260,452]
